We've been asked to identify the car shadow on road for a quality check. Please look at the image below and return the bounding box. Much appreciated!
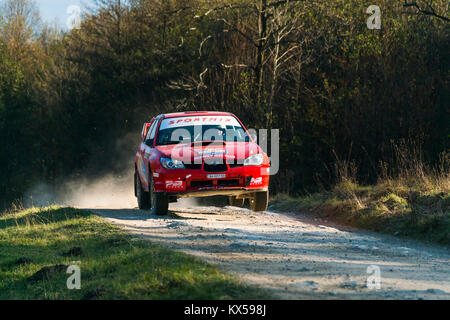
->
[88,208,208,221]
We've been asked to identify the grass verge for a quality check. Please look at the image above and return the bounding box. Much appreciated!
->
[0,206,270,299]
[270,179,450,246]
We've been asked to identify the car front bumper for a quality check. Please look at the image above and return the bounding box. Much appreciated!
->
[152,165,270,197]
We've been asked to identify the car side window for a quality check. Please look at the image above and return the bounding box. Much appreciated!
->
[145,120,156,142]
[149,118,158,139]
[145,118,159,146]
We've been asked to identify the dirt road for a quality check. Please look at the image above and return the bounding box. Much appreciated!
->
[90,204,450,300]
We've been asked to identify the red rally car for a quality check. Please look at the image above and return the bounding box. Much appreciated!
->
[134,111,270,215]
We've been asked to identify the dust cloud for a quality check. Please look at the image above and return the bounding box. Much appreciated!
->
[23,174,208,210]
[24,131,140,209]
[62,172,136,208]
[24,170,136,209]
[23,169,204,209]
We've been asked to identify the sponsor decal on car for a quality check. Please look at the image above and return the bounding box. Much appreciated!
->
[194,149,227,161]
[198,149,227,155]
[160,116,241,129]
[250,177,263,186]
[194,155,224,161]
[165,180,185,191]
[138,154,147,183]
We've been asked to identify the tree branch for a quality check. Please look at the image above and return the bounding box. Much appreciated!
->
[403,1,450,22]
[216,18,258,47]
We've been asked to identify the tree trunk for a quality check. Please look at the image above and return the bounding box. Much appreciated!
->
[256,0,267,109]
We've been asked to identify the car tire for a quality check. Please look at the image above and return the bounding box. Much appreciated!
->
[250,191,269,212]
[229,196,245,207]
[149,176,169,216]
[135,172,150,210]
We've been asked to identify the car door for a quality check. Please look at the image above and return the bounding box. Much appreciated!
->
[137,118,156,188]
[140,117,160,189]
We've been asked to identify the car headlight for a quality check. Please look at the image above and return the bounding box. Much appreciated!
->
[244,153,264,166]
[160,157,185,169]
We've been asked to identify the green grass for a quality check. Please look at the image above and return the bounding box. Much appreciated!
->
[0,206,270,300]
[270,179,450,246]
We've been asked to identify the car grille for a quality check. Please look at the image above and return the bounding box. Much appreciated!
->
[217,179,240,187]
[184,163,202,170]
[190,180,213,188]
[203,162,228,172]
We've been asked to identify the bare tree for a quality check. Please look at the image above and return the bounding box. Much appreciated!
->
[0,0,41,59]
[266,2,304,127]
[189,0,314,122]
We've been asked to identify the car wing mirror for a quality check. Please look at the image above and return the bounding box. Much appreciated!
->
[245,132,257,142]
[141,123,152,141]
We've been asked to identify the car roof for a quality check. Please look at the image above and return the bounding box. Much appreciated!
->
[161,111,234,119]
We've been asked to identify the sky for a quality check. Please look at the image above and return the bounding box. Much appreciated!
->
[35,0,95,28]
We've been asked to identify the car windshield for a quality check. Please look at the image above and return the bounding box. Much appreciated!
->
[156,116,248,146]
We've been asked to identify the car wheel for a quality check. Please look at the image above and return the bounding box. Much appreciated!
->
[149,176,169,216]
[135,172,150,210]
[228,196,245,207]
[250,191,269,212]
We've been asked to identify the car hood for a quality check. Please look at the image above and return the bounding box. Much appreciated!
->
[155,141,262,162]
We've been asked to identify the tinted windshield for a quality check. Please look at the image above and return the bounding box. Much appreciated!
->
[156,116,248,146]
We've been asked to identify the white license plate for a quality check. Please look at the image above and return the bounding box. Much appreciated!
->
[207,174,226,179]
